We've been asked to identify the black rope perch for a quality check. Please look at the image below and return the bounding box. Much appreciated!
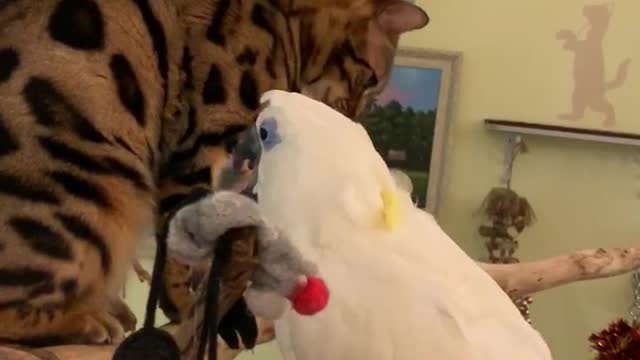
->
[114,188,259,360]
[197,236,234,360]
[112,216,181,360]
[114,188,225,360]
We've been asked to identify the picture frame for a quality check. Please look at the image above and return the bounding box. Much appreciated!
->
[360,47,461,217]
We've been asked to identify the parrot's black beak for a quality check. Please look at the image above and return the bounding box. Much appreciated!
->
[216,126,261,200]
[235,126,262,171]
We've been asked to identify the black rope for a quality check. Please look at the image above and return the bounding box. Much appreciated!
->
[144,230,168,329]
[112,228,180,360]
[196,230,238,360]
[113,188,212,360]
[196,254,224,360]
[113,188,257,360]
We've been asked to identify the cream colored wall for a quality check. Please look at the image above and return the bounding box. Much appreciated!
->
[402,0,638,359]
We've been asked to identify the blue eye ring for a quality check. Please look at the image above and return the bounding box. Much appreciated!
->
[258,117,281,151]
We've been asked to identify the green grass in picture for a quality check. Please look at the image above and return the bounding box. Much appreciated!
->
[359,63,443,209]
[405,170,428,208]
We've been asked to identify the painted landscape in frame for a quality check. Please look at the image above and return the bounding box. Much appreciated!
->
[361,64,444,209]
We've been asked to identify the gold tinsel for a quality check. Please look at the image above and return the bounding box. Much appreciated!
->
[589,319,640,360]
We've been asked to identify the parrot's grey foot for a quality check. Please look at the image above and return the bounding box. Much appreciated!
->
[166,191,268,265]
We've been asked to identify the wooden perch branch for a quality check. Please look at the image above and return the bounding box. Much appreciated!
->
[480,246,640,298]
[161,317,275,360]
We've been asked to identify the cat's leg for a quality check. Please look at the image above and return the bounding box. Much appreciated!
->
[558,91,587,121]
[0,295,130,345]
[590,98,616,127]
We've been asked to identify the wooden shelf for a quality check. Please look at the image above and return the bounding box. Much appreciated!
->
[485,119,640,147]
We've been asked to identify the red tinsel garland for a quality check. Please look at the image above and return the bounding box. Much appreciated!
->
[589,319,640,359]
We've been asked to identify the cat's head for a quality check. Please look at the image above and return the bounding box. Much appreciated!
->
[582,3,610,22]
[293,0,429,120]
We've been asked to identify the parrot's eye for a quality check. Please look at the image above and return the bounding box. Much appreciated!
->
[260,126,268,141]
[258,117,281,151]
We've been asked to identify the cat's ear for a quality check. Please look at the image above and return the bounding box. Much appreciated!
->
[375,1,429,36]
[361,1,428,82]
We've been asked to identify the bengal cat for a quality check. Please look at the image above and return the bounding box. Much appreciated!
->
[0,0,428,345]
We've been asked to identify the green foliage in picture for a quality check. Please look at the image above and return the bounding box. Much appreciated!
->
[361,100,436,208]
[406,170,429,206]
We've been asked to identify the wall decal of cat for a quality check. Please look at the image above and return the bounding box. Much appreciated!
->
[556,2,631,128]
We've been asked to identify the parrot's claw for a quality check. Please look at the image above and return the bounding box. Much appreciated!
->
[166,191,268,265]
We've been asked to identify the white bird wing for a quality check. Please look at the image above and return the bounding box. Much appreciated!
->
[273,248,474,359]
[274,207,551,360]
[274,316,298,360]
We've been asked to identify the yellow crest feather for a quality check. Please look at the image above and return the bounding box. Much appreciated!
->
[380,187,401,231]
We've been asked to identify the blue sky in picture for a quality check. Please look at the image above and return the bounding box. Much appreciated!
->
[376,65,443,112]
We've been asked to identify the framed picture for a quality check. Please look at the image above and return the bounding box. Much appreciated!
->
[360,47,461,216]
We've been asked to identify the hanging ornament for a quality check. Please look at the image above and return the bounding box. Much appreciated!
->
[477,134,535,322]
[629,270,640,326]
[477,187,536,322]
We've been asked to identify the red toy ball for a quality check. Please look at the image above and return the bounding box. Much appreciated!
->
[290,276,330,316]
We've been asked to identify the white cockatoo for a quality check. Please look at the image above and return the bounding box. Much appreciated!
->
[223,90,553,360]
